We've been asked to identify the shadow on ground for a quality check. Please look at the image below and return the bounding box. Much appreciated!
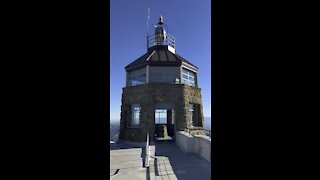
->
[110,140,210,180]
[154,140,211,180]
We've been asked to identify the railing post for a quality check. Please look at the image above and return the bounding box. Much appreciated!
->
[145,132,150,168]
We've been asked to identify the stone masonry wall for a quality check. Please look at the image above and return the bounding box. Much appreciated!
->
[119,84,204,142]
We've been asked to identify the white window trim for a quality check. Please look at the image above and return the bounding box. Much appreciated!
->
[182,68,196,86]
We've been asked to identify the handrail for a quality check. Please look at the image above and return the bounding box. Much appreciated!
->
[147,33,175,49]
[144,132,150,168]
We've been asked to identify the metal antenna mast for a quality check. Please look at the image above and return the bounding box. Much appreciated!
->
[147,8,150,49]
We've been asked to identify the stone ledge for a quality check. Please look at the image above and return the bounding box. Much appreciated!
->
[175,131,211,162]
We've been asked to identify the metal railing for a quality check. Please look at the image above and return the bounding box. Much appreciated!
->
[147,33,175,49]
[144,132,150,168]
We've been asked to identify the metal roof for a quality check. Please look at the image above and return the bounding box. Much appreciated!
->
[125,45,198,72]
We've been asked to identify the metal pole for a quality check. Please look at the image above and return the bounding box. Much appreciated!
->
[146,8,150,49]
[145,132,150,167]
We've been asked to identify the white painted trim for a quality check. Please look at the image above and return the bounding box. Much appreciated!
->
[180,66,183,84]
[168,45,176,54]
[182,63,198,73]
[146,50,156,61]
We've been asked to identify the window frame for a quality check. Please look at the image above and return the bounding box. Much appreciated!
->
[155,109,167,124]
[188,103,201,127]
[129,73,146,86]
[182,68,196,86]
[127,104,141,128]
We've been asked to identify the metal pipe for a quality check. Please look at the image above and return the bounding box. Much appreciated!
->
[145,132,150,168]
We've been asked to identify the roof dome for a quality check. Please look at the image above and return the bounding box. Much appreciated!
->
[125,45,198,72]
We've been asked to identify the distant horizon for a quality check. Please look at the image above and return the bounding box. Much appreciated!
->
[110,116,211,122]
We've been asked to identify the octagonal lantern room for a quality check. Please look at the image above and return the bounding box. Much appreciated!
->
[119,16,205,143]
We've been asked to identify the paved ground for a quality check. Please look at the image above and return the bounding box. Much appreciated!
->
[110,140,211,180]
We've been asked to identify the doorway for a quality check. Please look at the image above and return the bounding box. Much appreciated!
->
[154,102,175,141]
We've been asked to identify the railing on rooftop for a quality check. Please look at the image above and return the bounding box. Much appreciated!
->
[144,132,150,168]
[147,33,175,49]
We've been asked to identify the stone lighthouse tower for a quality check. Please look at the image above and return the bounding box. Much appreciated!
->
[119,16,205,143]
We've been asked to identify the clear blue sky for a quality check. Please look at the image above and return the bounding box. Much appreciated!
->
[110,0,211,120]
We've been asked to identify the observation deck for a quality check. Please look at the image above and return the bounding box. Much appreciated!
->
[110,139,211,180]
[147,32,176,53]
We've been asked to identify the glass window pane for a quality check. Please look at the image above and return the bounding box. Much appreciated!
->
[182,68,196,86]
[155,109,167,124]
[130,104,140,126]
[182,69,188,74]
[182,74,188,79]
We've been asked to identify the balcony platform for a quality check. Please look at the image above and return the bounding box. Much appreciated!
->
[110,140,211,180]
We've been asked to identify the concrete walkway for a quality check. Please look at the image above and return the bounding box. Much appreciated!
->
[110,140,211,180]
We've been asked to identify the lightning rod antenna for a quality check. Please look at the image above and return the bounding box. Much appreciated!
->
[147,8,150,49]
